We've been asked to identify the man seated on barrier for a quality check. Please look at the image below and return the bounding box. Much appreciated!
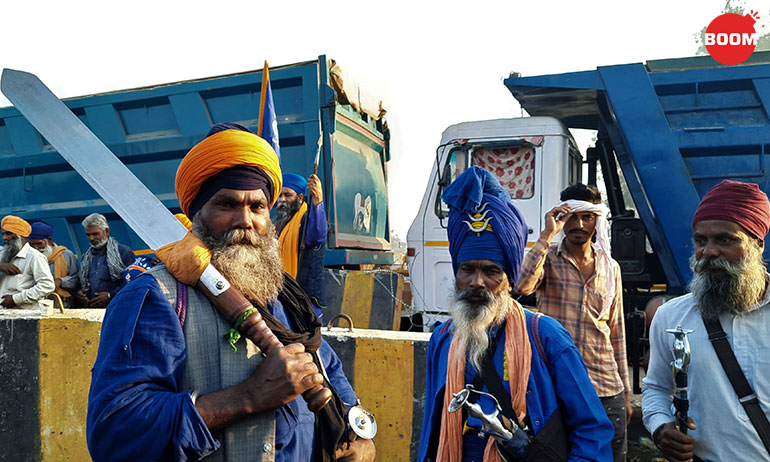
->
[0,216,55,309]
[28,221,79,307]
[417,166,613,462]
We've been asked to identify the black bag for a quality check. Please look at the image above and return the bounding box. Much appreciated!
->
[476,317,569,462]
[497,405,568,462]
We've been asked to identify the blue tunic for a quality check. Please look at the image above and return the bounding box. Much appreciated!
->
[87,274,357,461]
[85,242,135,298]
[417,310,614,462]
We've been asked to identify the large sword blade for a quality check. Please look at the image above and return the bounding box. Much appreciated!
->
[0,68,186,249]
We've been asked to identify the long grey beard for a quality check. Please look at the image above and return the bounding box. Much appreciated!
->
[449,289,513,371]
[1,236,24,263]
[274,198,301,235]
[689,247,767,320]
[193,216,284,306]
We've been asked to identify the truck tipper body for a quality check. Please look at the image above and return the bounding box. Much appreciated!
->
[408,51,770,389]
[0,55,394,266]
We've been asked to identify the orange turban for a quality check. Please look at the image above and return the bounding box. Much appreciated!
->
[1,215,32,238]
[175,128,282,216]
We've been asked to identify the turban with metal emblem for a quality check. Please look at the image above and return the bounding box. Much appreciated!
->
[1,215,32,238]
[175,123,283,218]
[692,179,770,240]
[442,166,528,283]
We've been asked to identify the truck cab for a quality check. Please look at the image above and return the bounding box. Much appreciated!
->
[406,116,582,327]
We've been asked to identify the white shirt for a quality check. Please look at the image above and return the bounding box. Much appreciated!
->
[0,242,55,309]
[642,286,770,461]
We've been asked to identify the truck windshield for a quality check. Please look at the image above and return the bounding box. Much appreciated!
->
[436,145,536,217]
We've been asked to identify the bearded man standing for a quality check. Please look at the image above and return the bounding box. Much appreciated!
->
[87,123,374,462]
[75,213,135,307]
[28,221,79,307]
[275,172,328,319]
[643,180,770,462]
[417,167,613,462]
[0,216,55,309]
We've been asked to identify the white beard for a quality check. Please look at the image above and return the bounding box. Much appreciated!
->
[41,244,53,257]
[449,288,512,371]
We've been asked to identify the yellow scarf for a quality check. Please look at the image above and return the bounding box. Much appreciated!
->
[48,245,71,299]
[278,202,308,278]
[437,301,532,462]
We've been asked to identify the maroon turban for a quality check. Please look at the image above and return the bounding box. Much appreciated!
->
[692,180,770,240]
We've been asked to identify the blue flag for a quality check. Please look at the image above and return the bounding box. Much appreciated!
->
[258,61,281,161]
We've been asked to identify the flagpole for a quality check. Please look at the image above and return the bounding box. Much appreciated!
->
[257,61,269,137]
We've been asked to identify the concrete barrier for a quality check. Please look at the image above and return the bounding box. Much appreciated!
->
[0,310,430,462]
[0,309,103,462]
[325,269,406,330]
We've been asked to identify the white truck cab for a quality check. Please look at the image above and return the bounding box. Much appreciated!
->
[406,116,582,329]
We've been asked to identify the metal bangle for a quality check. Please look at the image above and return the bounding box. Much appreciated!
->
[190,390,200,405]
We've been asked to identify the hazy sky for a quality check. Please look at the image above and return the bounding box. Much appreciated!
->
[1,0,763,237]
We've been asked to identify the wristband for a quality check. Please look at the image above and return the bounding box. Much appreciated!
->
[224,307,259,352]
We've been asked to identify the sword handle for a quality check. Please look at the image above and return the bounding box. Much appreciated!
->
[673,370,689,435]
[195,281,332,412]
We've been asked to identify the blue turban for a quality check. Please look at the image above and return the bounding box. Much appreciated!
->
[442,166,528,284]
[29,222,54,240]
[283,173,307,196]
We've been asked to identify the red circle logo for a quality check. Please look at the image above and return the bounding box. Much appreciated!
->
[705,12,759,65]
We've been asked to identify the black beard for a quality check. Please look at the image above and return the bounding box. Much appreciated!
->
[689,251,767,320]
[274,198,302,235]
[1,236,24,263]
[192,215,284,306]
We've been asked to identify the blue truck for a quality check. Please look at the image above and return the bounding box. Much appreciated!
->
[0,55,394,266]
[408,51,770,389]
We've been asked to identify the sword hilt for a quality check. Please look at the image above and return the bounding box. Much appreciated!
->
[196,280,332,412]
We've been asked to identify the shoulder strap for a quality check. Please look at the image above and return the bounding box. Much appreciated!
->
[528,312,548,366]
[702,314,770,456]
[469,323,523,429]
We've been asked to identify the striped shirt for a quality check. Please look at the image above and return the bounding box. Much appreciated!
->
[514,237,630,397]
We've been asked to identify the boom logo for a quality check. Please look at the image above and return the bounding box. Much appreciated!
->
[705,10,760,65]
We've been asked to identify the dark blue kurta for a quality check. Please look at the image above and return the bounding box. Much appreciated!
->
[87,274,356,461]
[417,310,614,462]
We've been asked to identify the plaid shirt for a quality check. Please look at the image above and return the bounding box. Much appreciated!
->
[514,237,630,397]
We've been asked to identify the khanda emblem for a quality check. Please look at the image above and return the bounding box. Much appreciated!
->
[463,202,494,235]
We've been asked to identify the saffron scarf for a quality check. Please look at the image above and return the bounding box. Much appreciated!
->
[48,245,71,298]
[437,300,532,462]
[278,201,308,278]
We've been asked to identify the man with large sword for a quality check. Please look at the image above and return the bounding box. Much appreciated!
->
[643,180,770,462]
[87,123,375,461]
[1,68,374,462]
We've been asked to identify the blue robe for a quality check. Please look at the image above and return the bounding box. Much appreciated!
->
[417,310,613,462]
[87,274,357,461]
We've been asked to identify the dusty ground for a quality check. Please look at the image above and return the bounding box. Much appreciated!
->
[628,393,665,462]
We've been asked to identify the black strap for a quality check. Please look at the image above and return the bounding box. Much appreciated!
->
[469,322,525,430]
[702,315,770,456]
